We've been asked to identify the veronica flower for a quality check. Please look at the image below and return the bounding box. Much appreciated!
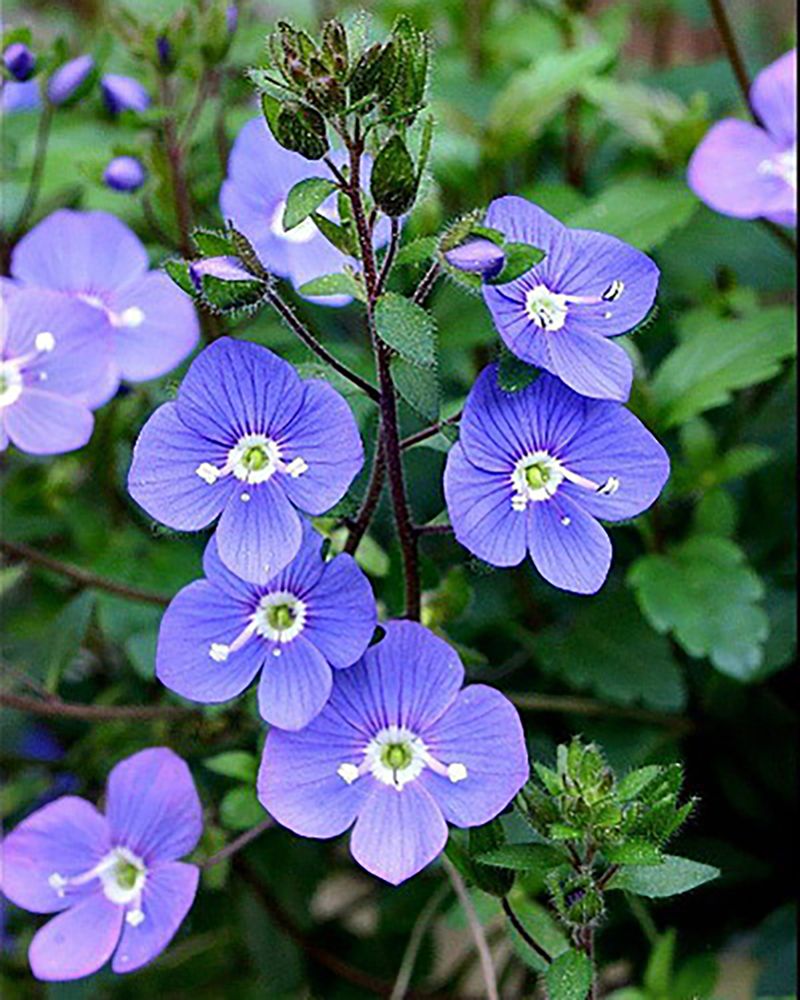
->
[128,337,363,583]
[481,196,659,402]
[444,365,669,595]
[101,74,150,115]
[259,621,528,885]
[1,78,40,113]
[157,522,376,729]
[688,49,796,227]
[0,748,202,981]
[220,118,389,306]
[103,156,147,192]
[10,209,198,384]
[444,237,506,278]
[47,54,94,105]
[1,289,114,455]
[4,42,36,81]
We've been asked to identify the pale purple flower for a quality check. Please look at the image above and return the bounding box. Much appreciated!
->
[445,238,505,278]
[47,54,94,105]
[128,337,364,583]
[688,49,796,227]
[157,522,376,729]
[104,156,147,192]
[220,118,389,306]
[4,42,36,81]
[258,621,528,885]
[482,196,659,402]
[10,210,199,384]
[0,748,202,981]
[1,289,114,455]
[189,255,253,291]
[444,365,669,595]
[226,4,238,33]
[2,78,40,113]
[101,74,150,115]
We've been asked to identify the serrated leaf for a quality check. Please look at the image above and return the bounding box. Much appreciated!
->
[192,228,236,257]
[311,211,359,256]
[650,307,796,428]
[545,948,593,1000]
[164,258,196,296]
[204,751,258,783]
[487,242,545,285]
[466,820,514,897]
[375,293,437,368]
[396,236,438,266]
[371,133,417,217]
[199,273,268,312]
[283,177,338,230]
[391,356,440,421]
[604,840,663,865]
[298,271,363,300]
[610,854,719,898]
[628,535,769,680]
[617,766,663,802]
[476,844,563,874]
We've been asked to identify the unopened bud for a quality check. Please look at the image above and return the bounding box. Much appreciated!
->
[47,54,94,105]
[101,74,150,115]
[444,238,505,279]
[189,256,254,292]
[4,42,36,82]
[104,156,147,192]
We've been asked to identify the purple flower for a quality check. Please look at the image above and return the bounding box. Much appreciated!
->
[0,748,202,981]
[101,74,151,115]
[4,42,36,82]
[47,54,94,105]
[481,196,659,402]
[226,4,238,33]
[258,621,528,885]
[688,49,796,228]
[444,365,669,595]
[445,238,505,278]
[10,210,199,384]
[189,255,254,292]
[1,289,114,455]
[2,78,41,113]
[156,35,173,69]
[220,118,389,306]
[103,156,147,192]
[157,522,376,729]
[127,337,364,583]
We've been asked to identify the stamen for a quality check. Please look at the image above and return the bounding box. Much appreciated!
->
[126,907,145,927]
[118,306,145,328]
[209,643,230,662]
[285,457,308,478]
[337,763,360,784]
[35,331,56,352]
[196,462,222,484]
[338,726,470,790]
[601,280,625,301]
[511,451,620,510]
[208,618,260,661]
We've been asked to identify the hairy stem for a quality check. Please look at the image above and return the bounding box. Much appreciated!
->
[390,883,450,1000]
[344,436,387,554]
[202,817,274,868]
[12,101,53,236]
[501,896,553,966]
[377,217,402,296]
[508,691,693,733]
[442,856,499,1000]
[412,261,443,305]
[706,0,761,123]
[0,691,190,721]
[401,409,462,450]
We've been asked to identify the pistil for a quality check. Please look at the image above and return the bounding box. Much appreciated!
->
[195,432,307,490]
[337,725,468,790]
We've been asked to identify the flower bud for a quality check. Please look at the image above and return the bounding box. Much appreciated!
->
[156,35,174,70]
[444,238,505,279]
[101,74,150,115]
[226,4,238,33]
[47,54,94,105]
[104,156,147,192]
[4,42,36,82]
[188,256,254,293]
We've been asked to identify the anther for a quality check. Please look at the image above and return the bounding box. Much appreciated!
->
[209,643,230,662]
[337,763,360,784]
[35,331,56,352]
[601,280,625,301]
[196,462,221,484]
[126,908,145,927]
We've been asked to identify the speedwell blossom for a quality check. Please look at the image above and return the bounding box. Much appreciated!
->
[688,49,796,228]
[10,209,199,385]
[444,237,506,278]
[47,54,94,105]
[220,118,389,306]
[4,42,36,81]
[128,337,364,583]
[0,748,202,981]
[1,289,113,455]
[104,156,147,192]
[444,365,669,595]
[259,621,528,885]
[101,74,150,115]
[482,196,659,402]
[157,522,376,729]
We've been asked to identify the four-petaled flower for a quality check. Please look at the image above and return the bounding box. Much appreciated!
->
[157,522,377,729]
[1,289,113,455]
[128,337,364,583]
[444,365,669,595]
[220,118,389,306]
[0,748,202,981]
[258,621,529,885]
[10,209,199,387]
[688,49,796,228]
[482,196,659,402]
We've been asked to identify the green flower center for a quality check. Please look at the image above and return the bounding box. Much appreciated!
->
[525,462,551,490]
[242,445,270,471]
[267,603,296,631]
[113,859,143,891]
[380,742,413,771]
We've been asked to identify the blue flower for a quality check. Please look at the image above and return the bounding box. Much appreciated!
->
[444,365,669,594]
[482,196,659,402]
[47,55,94,105]
[103,156,147,192]
[101,74,151,115]
[128,337,364,583]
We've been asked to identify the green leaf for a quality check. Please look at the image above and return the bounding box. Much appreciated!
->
[628,535,768,680]
[198,273,268,313]
[370,133,417,217]
[486,242,545,285]
[375,292,437,368]
[396,236,438,266]
[567,177,698,252]
[192,227,236,257]
[204,751,258,783]
[311,211,359,257]
[604,840,663,866]
[545,948,593,1000]
[611,854,720,898]
[476,844,563,875]
[644,929,676,994]
[273,102,328,160]
[650,306,796,428]
[298,271,364,301]
[496,349,541,393]
[219,786,266,831]
[391,357,440,421]
[164,258,196,296]
[505,895,569,973]
[466,820,514,897]
[45,591,95,691]
[617,766,663,802]
[283,177,338,230]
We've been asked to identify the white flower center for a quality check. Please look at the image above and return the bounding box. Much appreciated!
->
[0,331,57,408]
[78,293,146,329]
[209,591,307,662]
[510,450,620,512]
[48,846,147,926]
[195,432,308,491]
[336,724,468,791]
[758,143,797,190]
[524,279,626,330]
[270,198,318,244]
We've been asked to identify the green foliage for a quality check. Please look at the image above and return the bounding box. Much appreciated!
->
[374,292,437,368]
[610,855,720,898]
[282,176,338,229]
[546,948,594,1000]
[371,133,418,216]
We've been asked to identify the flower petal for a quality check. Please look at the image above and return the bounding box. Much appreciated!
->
[112,862,199,975]
[545,325,633,402]
[0,797,110,914]
[105,748,202,864]
[421,685,528,827]
[482,280,554,370]
[265,518,326,596]
[278,379,364,516]
[108,273,199,382]
[202,533,263,604]
[215,476,303,583]
[29,893,123,981]
[257,634,332,730]
[127,401,235,531]
[444,442,528,568]
[350,782,448,885]
[751,49,796,147]
[4,391,94,456]
[527,494,612,594]
[156,579,264,705]
[303,552,377,669]
[484,196,575,280]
